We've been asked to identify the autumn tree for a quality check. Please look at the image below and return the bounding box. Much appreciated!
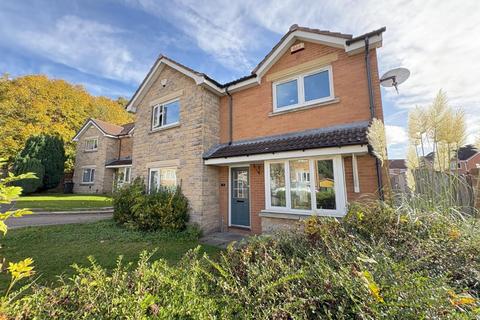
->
[0,74,133,171]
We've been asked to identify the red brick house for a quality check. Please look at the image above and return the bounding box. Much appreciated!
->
[73,24,386,234]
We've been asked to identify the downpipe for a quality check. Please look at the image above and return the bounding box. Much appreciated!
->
[364,36,384,200]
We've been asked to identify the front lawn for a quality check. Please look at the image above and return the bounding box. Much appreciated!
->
[14,194,113,211]
[0,220,220,291]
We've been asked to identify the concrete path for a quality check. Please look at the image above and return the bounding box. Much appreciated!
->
[200,232,248,249]
[5,212,113,229]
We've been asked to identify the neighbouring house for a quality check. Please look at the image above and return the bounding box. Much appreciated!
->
[421,145,480,175]
[451,145,480,174]
[72,24,387,234]
[72,118,134,194]
[389,159,407,192]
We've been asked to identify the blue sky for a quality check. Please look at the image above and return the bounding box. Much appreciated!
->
[1,0,479,158]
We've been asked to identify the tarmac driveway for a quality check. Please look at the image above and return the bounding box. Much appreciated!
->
[5,212,113,229]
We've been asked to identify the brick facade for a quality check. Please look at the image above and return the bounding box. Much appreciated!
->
[216,41,383,234]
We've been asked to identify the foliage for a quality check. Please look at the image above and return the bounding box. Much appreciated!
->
[5,201,480,319]
[0,74,133,170]
[11,157,44,195]
[112,178,145,225]
[401,90,475,215]
[0,159,36,310]
[367,117,392,201]
[15,134,65,189]
[112,179,190,231]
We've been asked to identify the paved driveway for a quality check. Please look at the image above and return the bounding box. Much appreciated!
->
[6,212,113,229]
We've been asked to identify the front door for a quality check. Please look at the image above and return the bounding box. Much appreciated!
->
[230,167,250,227]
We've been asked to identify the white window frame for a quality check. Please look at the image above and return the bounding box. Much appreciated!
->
[81,167,96,184]
[116,167,131,184]
[264,155,346,217]
[84,137,98,151]
[151,98,180,131]
[148,167,177,192]
[272,65,334,112]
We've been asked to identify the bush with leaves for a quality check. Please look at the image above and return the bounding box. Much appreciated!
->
[11,157,44,195]
[5,200,480,319]
[112,179,189,231]
[112,177,145,225]
[0,159,36,313]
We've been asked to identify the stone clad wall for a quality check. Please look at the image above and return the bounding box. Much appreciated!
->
[131,65,221,233]
[72,125,119,194]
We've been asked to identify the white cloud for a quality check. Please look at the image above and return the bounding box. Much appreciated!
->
[4,15,146,83]
[126,0,259,71]
[385,125,408,146]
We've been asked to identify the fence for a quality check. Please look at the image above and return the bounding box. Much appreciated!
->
[407,169,478,215]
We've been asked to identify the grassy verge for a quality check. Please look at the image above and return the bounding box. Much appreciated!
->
[0,220,220,291]
[15,194,113,211]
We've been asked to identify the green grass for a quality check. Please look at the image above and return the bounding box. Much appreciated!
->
[0,220,221,291]
[15,194,113,211]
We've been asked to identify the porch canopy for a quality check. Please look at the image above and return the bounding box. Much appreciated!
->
[105,159,132,168]
[203,121,370,165]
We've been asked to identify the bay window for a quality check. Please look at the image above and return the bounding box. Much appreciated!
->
[273,66,334,112]
[265,156,346,216]
[152,99,180,130]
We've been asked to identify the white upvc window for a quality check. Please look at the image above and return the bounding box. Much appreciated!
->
[148,167,177,192]
[152,99,180,130]
[116,167,131,184]
[272,65,334,112]
[264,155,346,216]
[82,167,95,184]
[84,137,98,151]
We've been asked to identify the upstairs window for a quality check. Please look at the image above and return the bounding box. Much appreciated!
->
[82,168,95,184]
[84,138,98,151]
[273,66,334,112]
[152,99,180,130]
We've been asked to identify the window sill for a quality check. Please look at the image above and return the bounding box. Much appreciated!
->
[149,123,180,134]
[260,209,345,220]
[269,97,340,117]
[84,149,98,153]
[80,183,95,186]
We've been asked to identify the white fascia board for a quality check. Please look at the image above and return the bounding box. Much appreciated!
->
[126,58,224,112]
[345,34,382,55]
[204,145,368,165]
[226,77,260,93]
[72,120,117,141]
[105,164,133,168]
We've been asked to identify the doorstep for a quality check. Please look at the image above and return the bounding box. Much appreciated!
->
[200,231,248,249]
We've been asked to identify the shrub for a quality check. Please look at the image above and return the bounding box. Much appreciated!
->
[12,157,45,194]
[5,200,480,319]
[14,134,65,190]
[112,177,145,224]
[112,179,189,232]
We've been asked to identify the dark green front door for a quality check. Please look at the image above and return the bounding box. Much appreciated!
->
[231,167,250,227]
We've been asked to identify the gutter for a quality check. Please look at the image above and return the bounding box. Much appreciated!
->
[346,27,386,46]
[364,36,384,200]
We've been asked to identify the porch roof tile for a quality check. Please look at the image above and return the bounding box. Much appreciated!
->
[204,121,370,160]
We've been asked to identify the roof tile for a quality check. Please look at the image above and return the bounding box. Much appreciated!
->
[204,121,369,159]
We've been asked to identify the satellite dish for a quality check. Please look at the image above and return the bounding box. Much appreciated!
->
[380,67,410,93]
